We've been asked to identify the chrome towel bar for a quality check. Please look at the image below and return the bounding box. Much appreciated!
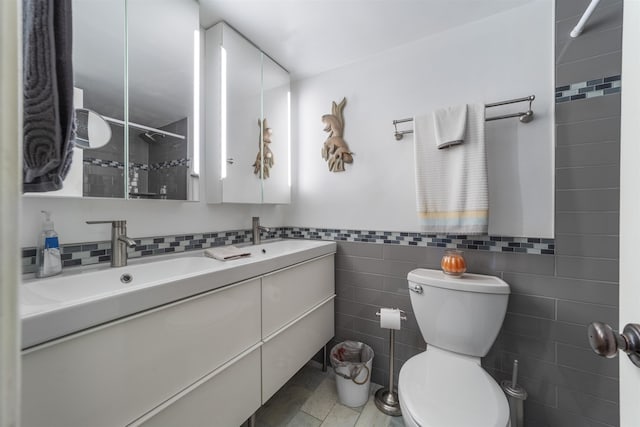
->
[392,95,535,141]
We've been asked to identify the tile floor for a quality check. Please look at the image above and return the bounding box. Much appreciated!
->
[251,362,406,427]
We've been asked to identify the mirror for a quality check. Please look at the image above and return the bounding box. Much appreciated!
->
[74,108,112,149]
[127,0,199,201]
[206,23,291,204]
[26,0,199,200]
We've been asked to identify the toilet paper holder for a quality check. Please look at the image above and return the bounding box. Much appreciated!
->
[374,308,407,417]
[375,309,408,321]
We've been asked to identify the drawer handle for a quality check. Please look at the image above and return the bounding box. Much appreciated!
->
[409,284,423,294]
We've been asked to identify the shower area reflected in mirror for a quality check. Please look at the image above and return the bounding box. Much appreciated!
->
[72,0,198,201]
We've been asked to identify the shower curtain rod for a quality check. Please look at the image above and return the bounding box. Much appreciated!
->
[392,95,535,140]
[102,115,186,140]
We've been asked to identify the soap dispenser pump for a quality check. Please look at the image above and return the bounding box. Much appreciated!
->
[36,210,62,277]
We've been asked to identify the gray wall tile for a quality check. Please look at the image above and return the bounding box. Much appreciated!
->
[556,141,620,168]
[352,287,413,313]
[526,400,616,427]
[556,26,622,65]
[556,2,623,44]
[556,188,619,212]
[507,294,556,319]
[495,332,556,362]
[556,164,620,190]
[556,50,622,87]
[557,300,618,328]
[556,256,619,282]
[502,353,618,402]
[336,241,383,258]
[555,234,619,258]
[557,343,619,378]
[335,269,384,290]
[555,0,621,21]
[556,94,621,124]
[556,116,621,147]
[335,255,417,278]
[555,212,619,235]
[503,273,619,306]
[557,387,618,426]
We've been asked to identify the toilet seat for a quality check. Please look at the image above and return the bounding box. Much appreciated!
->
[398,348,510,427]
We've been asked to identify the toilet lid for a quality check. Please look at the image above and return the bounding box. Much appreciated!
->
[399,348,509,427]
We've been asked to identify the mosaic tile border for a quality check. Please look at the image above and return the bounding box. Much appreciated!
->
[556,75,621,103]
[150,158,190,170]
[22,227,554,274]
[83,158,125,170]
[83,158,190,171]
[281,227,555,254]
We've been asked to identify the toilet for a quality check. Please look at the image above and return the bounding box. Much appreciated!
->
[398,268,511,427]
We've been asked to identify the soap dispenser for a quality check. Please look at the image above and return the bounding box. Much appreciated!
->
[35,210,62,277]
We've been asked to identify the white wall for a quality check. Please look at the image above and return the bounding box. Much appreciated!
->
[20,193,285,247]
[284,1,554,237]
[22,196,287,247]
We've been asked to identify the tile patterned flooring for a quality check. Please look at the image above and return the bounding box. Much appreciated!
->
[251,362,406,427]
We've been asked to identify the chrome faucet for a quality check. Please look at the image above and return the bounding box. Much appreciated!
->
[252,216,270,245]
[86,220,137,267]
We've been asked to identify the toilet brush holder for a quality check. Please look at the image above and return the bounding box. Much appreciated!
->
[374,309,407,417]
[501,360,527,427]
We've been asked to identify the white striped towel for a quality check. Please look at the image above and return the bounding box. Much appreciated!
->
[413,103,488,234]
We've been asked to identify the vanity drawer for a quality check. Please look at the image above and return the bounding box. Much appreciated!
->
[262,297,335,403]
[21,278,261,427]
[262,254,334,338]
[131,346,261,427]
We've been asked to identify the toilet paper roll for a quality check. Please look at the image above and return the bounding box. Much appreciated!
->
[379,308,401,330]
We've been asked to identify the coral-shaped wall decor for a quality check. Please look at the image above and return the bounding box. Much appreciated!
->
[253,118,274,178]
[321,97,353,172]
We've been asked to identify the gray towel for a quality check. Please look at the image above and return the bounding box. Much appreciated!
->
[23,0,75,192]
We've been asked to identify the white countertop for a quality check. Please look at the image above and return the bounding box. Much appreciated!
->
[21,239,336,349]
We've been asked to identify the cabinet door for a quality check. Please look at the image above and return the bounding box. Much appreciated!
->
[261,54,290,204]
[262,255,335,338]
[221,24,262,203]
[262,298,335,403]
[132,347,261,427]
[21,279,261,427]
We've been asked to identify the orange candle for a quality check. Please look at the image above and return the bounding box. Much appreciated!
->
[441,250,466,276]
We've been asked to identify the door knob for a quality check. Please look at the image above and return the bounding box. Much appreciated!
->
[587,322,640,368]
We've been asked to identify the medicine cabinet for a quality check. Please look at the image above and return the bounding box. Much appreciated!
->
[24,0,200,201]
[205,23,291,204]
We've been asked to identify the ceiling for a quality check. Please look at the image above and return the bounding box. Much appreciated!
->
[73,0,534,129]
[199,0,534,79]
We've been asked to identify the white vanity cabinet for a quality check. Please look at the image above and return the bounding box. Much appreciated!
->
[261,255,335,402]
[21,251,335,427]
[22,278,262,427]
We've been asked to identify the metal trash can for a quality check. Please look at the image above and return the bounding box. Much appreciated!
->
[330,341,374,408]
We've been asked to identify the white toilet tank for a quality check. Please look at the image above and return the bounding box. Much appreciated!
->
[407,268,510,357]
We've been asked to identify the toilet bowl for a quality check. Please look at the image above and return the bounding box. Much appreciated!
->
[398,268,511,427]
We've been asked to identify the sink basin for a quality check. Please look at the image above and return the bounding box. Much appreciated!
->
[21,256,215,316]
[21,239,336,348]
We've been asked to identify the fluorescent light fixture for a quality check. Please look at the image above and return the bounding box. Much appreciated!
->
[287,91,291,187]
[220,46,227,179]
[192,30,200,175]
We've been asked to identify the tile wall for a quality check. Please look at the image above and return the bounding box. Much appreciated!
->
[329,2,622,427]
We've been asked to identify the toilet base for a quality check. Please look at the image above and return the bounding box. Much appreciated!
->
[374,387,402,417]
